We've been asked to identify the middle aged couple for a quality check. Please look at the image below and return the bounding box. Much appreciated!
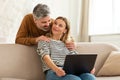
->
[15,3,96,80]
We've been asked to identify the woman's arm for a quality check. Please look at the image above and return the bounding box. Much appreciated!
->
[43,55,66,77]
[37,41,66,77]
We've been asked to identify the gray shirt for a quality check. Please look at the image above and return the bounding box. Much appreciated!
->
[37,39,77,72]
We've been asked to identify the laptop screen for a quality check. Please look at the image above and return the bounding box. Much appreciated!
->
[63,54,97,75]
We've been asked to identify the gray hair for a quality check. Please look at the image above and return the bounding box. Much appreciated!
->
[33,4,50,19]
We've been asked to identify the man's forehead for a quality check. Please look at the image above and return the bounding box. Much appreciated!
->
[40,16,51,20]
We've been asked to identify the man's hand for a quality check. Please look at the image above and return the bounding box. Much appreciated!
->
[65,41,75,50]
[36,35,50,43]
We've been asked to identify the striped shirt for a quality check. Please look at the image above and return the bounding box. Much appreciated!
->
[37,39,77,72]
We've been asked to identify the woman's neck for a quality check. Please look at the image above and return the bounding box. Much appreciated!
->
[51,35,62,40]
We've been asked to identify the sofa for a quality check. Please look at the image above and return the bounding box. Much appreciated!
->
[0,42,120,80]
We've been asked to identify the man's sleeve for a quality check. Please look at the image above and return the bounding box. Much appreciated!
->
[15,15,37,45]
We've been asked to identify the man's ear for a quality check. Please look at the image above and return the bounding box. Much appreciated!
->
[33,17,37,23]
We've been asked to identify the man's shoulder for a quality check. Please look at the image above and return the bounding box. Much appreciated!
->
[22,13,34,23]
[24,13,33,18]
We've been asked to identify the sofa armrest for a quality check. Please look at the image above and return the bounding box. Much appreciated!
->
[0,44,45,80]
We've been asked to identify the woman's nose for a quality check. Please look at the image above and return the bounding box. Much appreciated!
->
[55,24,59,28]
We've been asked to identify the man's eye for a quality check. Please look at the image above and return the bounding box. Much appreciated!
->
[42,22,46,23]
[48,20,51,22]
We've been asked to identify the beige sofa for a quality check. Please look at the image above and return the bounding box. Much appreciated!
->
[0,42,120,80]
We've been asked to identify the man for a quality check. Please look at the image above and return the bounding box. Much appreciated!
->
[15,3,75,50]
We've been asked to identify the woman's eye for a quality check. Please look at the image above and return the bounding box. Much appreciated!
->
[59,24,63,27]
[54,22,57,25]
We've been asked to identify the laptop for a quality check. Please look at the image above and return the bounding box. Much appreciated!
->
[63,54,97,75]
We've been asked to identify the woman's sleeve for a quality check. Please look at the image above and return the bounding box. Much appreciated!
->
[37,41,50,59]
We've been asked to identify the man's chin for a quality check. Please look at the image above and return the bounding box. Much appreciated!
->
[37,26,50,31]
[42,28,50,31]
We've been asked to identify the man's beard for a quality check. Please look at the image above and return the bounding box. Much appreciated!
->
[39,26,50,31]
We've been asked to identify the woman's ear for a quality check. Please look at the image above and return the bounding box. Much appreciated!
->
[63,29,67,34]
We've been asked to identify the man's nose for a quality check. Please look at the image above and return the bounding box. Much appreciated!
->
[46,22,50,26]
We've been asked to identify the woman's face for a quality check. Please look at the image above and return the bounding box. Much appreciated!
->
[52,19,66,36]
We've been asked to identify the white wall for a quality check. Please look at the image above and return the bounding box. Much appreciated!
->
[90,34,120,47]
[0,0,81,43]
[0,0,32,43]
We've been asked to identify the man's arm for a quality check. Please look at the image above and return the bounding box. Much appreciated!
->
[15,14,37,46]
[15,37,37,46]
[15,14,50,46]
[65,36,76,50]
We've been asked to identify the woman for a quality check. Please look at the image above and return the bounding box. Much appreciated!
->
[37,16,96,80]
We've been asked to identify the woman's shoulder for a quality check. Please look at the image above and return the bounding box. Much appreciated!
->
[50,39,64,43]
[38,39,65,48]
[38,40,50,48]
[50,39,65,47]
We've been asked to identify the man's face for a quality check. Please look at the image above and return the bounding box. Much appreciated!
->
[35,16,51,31]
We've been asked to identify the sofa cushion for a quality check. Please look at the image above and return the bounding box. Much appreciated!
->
[97,51,120,76]
[75,43,119,75]
[0,78,27,80]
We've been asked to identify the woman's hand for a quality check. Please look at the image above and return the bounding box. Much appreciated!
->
[90,67,95,74]
[55,67,66,77]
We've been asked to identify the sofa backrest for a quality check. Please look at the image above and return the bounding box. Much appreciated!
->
[75,42,120,75]
[0,44,45,80]
[0,43,119,79]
